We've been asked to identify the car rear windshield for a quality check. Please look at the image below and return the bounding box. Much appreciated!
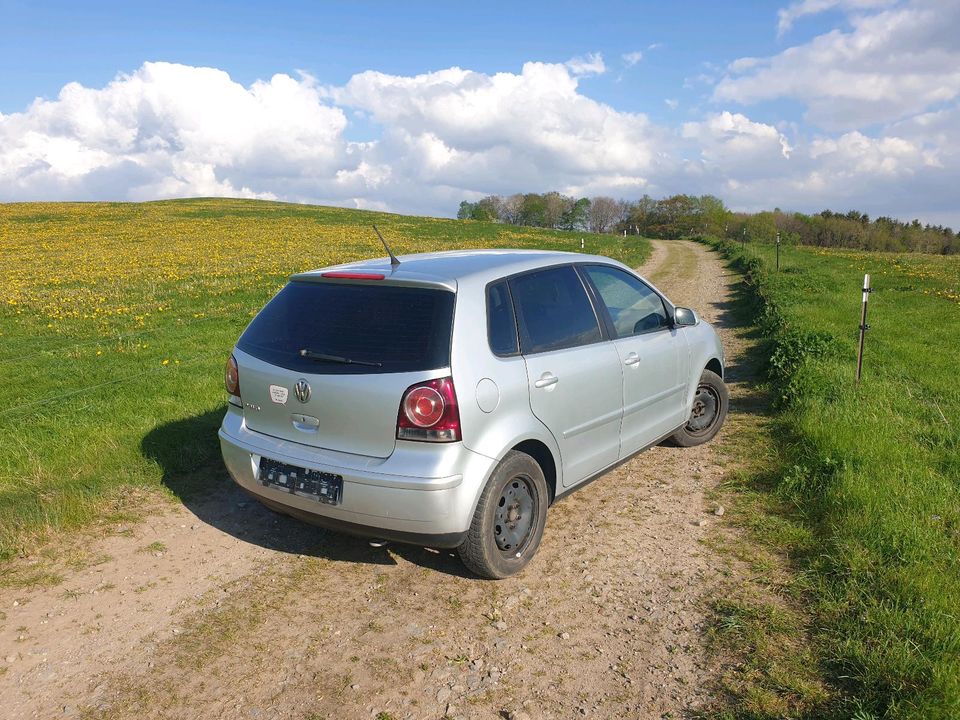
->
[237,280,455,374]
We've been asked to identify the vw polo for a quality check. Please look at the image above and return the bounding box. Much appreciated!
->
[219,249,727,578]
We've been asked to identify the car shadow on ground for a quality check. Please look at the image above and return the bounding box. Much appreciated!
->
[140,408,475,578]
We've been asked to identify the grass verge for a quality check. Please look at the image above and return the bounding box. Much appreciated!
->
[705,238,960,719]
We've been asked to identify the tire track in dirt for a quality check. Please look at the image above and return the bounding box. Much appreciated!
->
[0,240,753,720]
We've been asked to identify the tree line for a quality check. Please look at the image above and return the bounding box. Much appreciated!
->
[456,193,958,254]
[457,193,620,233]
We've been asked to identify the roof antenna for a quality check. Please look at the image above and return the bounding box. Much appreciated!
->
[372,224,401,268]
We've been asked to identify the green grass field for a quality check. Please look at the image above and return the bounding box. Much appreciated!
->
[710,239,960,719]
[0,198,650,562]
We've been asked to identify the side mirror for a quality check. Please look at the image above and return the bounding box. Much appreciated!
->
[673,307,698,327]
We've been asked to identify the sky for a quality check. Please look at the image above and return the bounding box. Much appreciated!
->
[1,0,958,227]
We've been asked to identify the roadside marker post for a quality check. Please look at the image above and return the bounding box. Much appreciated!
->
[776,231,781,271]
[741,227,746,249]
[580,238,584,250]
[856,273,872,383]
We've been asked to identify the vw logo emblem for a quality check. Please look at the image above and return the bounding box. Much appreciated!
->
[294,379,311,404]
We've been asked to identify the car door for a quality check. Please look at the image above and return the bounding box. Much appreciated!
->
[580,264,686,458]
[509,265,623,487]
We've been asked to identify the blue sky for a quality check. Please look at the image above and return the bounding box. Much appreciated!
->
[0,2,820,112]
[1,0,958,226]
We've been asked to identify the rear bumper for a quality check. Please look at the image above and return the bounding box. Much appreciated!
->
[218,405,495,547]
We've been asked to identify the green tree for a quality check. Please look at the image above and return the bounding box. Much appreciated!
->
[651,195,697,238]
[472,196,500,221]
[696,195,730,237]
[519,193,547,227]
[745,211,777,243]
[542,191,569,229]
[560,197,590,231]
[627,195,656,235]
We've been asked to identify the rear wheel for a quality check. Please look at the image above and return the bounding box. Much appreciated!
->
[669,369,728,447]
[458,451,549,579]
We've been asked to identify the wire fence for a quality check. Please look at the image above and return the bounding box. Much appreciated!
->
[0,313,242,367]
[0,349,224,418]
[0,283,274,362]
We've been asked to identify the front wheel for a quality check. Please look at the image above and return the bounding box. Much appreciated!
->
[458,451,549,579]
[669,369,728,447]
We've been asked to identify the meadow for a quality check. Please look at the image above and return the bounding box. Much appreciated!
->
[710,239,960,719]
[0,198,650,562]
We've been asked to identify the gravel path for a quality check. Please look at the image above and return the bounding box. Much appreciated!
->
[0,240,752,720]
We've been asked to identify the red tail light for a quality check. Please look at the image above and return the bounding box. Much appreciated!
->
[225,354,241,397]
[321,271,385,280]
[397,377,461,442]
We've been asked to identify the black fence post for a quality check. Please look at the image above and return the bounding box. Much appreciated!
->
[856,273,872,383]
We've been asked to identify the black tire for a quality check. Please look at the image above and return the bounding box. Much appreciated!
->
[669,369,728,447]
[458,450,549,579]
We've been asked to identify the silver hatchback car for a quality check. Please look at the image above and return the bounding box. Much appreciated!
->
[219,249,727,578]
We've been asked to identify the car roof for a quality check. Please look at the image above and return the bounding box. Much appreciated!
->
[293,248,627,288]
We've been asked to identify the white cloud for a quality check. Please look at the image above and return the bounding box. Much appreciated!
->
[564,53,607,77]
[0,59,667,214]
[681,112,794,183]
[1,56,959,227]
[776,0,896,36]
[718,0,960,130]
[622,51,644,67]
[0,62,352,202]
[678,112,959,225]
[328,61,666,200]
[807,131,932,173]
[665,98,679,110]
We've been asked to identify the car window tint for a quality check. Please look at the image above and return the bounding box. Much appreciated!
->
[487,281,519,356]
[236,281,454,374]
[583,265,669,338]
[509,266,602,354]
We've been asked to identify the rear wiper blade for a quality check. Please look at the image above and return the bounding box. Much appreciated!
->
[299,349,382,367]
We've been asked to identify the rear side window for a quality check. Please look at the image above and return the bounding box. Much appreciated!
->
[583,265,669,337]
[487,281,519,356]
[509,266,602,354]
[237,281,455,374]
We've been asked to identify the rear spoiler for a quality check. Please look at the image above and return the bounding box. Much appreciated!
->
[289,269,456,292]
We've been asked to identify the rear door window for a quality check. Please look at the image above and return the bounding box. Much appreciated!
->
[582,265,669,337]
[509,266,602,354]
[237,280,455,374]
[487,281,519,356]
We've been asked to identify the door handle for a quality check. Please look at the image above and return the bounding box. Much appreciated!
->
[534,373,559,389]
[623,352,641,366]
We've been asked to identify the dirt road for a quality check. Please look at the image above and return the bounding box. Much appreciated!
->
[0,240,751,719]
